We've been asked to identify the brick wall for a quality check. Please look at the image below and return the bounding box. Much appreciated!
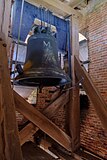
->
[35,87,66,132]
[80,2,107,159]
[16,87,53,125]
[16,87,66,132]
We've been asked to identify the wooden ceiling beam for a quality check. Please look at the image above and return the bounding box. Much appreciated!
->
[14,91,72,151]
[26,0,82,18]
[69,0,85,8]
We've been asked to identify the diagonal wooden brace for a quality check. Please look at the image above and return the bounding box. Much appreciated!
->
[19,90,69,145]
[14,90,72,151]
[74,55,107,131]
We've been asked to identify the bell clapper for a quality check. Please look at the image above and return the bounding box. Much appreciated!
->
[16,64,23,75]
[38,86,43,93]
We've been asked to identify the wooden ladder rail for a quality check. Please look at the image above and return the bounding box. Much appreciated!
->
[74,55,107,131]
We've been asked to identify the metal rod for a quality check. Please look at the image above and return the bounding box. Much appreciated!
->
[63,77,84,91]
[13,0,25,85]
[43,7,45,27]
[47,9,49,27]
[64,14,72,20]
[40,6,43,28]
[80,60,90,64]
[12,39,27,46]
[45,9,47,27]
[49,11,51,29]
[67,20,72,79]
[46,9,48,27]
[12,60,24,65]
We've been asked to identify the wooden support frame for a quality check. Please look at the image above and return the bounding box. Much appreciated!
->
[19,123,39,145]
[0,39,22,160]
[74,55,107,131]
[0,0,12,42]
[26,0,82,18]
[14,91,72,151]
[19,90,69,145]
[68,16,80,151]
[22,141,56,159]
[20,90,69,145]
[49,147,74,160]
[43,91,69,119]
[69,0,85,8]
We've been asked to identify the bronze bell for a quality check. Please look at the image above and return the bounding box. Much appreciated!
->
[15,27,71,87]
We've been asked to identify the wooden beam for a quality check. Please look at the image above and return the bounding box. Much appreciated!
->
[50,89,61,101]
[22,141,56,160]
[19,123,39,146]
[26,0,82,18]
[74,55,107,131]
[0,39,22,160]
[14,91,72,151]
[19,90,69,145]
[69,0,85,8]
[68,16,80,151]
[75,147,104,160]
[49,147,74,160]
[43,91,69,119]
[0,53,4,159]
[0,0,12,42]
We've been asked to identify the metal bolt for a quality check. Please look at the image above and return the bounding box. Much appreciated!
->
[3,43,7,47]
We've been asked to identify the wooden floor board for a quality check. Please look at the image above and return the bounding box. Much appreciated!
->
[22,141,56,160]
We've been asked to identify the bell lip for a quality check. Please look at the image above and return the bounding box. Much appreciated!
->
[15,67,71,87]
[15,74,71,87]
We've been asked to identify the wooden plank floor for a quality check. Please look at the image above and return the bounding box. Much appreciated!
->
[75,147,105,160]
[22,142,56,160]
[49,147,76,160]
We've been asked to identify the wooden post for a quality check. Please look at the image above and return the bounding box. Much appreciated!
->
[68,16,80,151]
[0,39,22,160]
[0,0,12,42]
[19,123,39,146]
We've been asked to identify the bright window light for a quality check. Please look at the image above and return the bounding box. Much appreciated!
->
[79,33,87,42]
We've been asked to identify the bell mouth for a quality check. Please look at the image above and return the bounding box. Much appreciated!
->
[15,68,71,87]
[16,77,67,87]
